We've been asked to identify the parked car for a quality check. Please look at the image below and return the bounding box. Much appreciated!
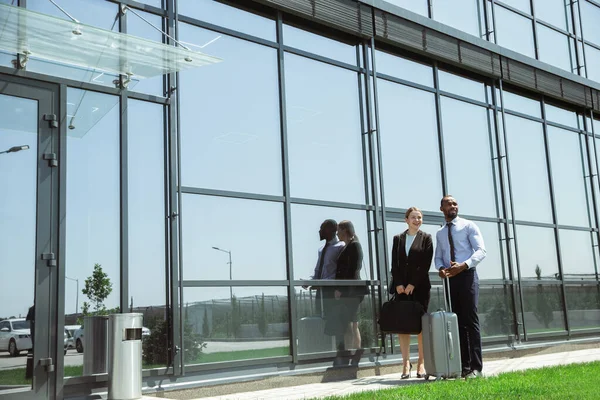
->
[0,318,32,357]
[64,325,80,350]
[64,329,69,355]
[74,324,151,353]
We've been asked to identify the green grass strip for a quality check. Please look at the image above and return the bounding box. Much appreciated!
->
[321,361,600,400]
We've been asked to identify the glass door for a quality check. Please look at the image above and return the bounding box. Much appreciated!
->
[0,77,59,400]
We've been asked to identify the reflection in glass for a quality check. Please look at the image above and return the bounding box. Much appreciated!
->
[432,0,481,37]
[179,24,282,195]
[559,230,596,277]
[478,285,515,337]
[521,284,565,333]
[495,6,535,58]
[584,45,600,83]
[285,54,364,203]
[65,89,120,377]
[182,195,286,281]
[545,103,578,128]
[565,285,600,330]
[0,94,37,388]
[534,0,569,31]
[580,0,600,46]
[178,0,276,41]
[505,115,552,223]
[473,221,504,280]
[498,0,530,14]
[378,80,442,211]
[438,70,486,102]
[547,127,589,227]
[502,91,541,117]
[128,100,167,368]
[183,287,290,365]
[441,97,496,217]
[537,24,573,72]
[374,50,434,87]
[291,204,370,281]
[515,225,559,279]
[384,0,429,16]
[283,24,357,65]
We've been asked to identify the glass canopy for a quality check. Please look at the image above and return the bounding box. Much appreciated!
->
[0,3,221,79]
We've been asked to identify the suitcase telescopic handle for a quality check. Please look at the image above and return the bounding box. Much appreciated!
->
[442,272,452,312]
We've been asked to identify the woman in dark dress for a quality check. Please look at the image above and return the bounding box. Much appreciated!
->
[391,207,433,379]
[334,220,365,351]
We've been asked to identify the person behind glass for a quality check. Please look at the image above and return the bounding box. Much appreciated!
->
[435,195,486,379]
[391,207,433,379]
[303,219,345,317]
[334,220,365,355]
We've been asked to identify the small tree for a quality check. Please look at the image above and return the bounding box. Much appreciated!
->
[533,265,554,328]
[81,263,113,317]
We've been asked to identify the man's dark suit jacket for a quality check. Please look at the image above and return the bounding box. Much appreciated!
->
[390,230,433,295]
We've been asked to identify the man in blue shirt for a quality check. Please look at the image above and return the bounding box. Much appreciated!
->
[435,195,486,379]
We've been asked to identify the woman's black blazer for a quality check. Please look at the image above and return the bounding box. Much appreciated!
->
[390,230,433,294]
[335,240,365,298]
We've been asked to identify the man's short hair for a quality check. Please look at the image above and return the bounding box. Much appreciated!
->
[323,219,338,230]
[441,195,454,207]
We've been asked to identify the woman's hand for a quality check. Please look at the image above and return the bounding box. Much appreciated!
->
[396,285,405,294]
[404,284,415,295]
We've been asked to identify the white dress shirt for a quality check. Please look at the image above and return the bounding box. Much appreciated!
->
[312,237,345,280]
[435,217,486,270]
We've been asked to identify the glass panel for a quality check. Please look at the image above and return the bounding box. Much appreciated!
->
[534,0,569,31]
[438,70,486,102]
[545,103,579,128]
[182,195,286,281]
[183,287,290,365]
[0,93,37,388]
[283,24,357,65]
[475,221,504,280]
[505,115,553,223]
[127,10,163,96]
[374,50,434,87]
[581,0,600,46]
[522,284,565,333]
[441,97,496,217]
[137,0,162,7]
[285,54,364,203]
[498,0,530,14]
[479,285,516,337]
[128,100,167,369]
[584,45,600,83]
[502,91,541,118]
[178,0,276,42]
[495,6,535,58]
[378,81,442,211]
[295,285,378,358]
[537,24,573,72]
[291,204,371,281]
[516,225,559,280]
[547,127,589,227]
[565,285,600,330]
[432,0,481,37]
[27,0,118,30]
[559,230,596,277]
[1,3,220,80]
[179,24,282,195]
[383,0,429,16]
[65,89,120,377]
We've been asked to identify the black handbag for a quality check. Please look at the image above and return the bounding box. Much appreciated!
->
[378,294,425,334]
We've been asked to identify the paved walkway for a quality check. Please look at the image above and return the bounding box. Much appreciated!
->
[163,347,600,400]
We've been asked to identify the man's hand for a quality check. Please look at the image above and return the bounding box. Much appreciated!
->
[334,290,342,299]
[404,284,415,295]
[396,285,405,294]
[438,268,448,279]
[446,262,468,278]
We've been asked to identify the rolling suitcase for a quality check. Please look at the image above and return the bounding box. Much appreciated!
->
[421,277,462,380]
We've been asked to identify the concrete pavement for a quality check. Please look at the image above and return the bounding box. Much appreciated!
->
[153,345,600,400]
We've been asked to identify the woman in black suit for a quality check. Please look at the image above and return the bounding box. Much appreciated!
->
[391,207,433,379]
[334,220,365,352]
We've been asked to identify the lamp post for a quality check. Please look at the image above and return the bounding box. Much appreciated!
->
[211,246,232,300]
[65,276,79,315]
[0,145,30,155]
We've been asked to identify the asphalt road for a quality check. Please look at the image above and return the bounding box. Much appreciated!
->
[0,350,83,370]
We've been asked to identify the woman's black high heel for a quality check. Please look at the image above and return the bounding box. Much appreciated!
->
[401,362,412,379]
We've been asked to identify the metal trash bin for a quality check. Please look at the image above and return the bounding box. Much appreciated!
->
[108,313,143,400]
[83,315,109,375]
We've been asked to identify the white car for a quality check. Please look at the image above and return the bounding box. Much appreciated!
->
[74,325,151,353]
[0,318,32,357]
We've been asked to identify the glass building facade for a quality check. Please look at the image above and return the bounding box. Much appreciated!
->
[0,0,599,398]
